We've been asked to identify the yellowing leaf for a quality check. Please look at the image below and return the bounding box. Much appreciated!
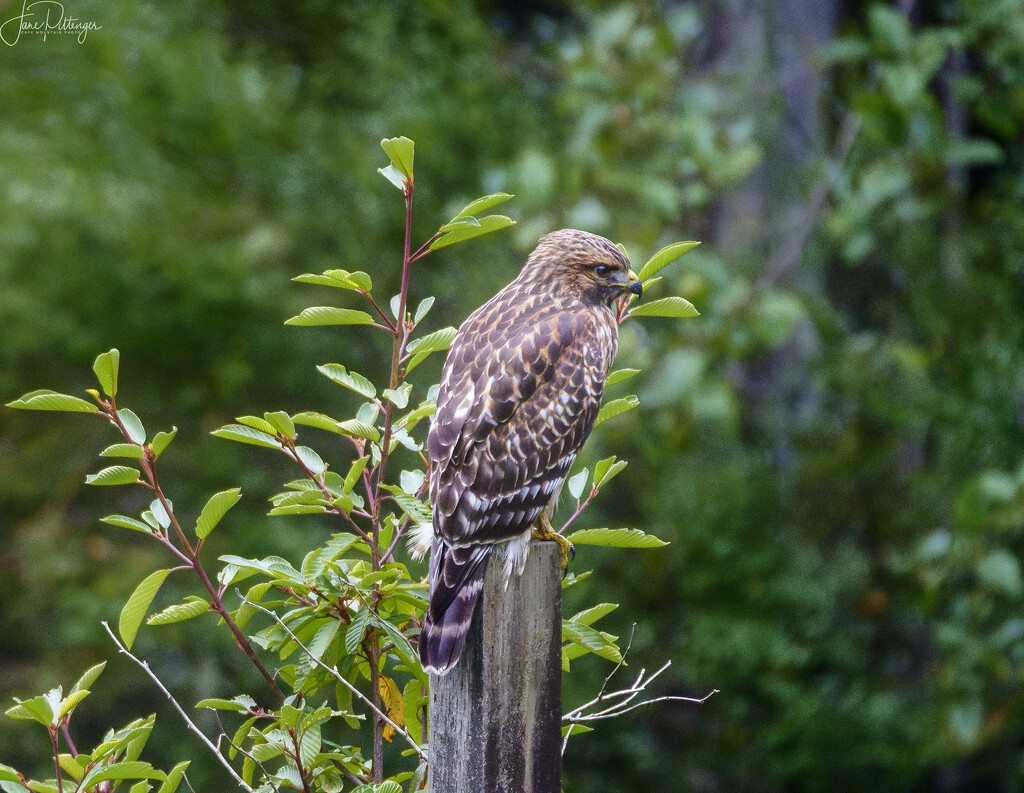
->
[378,675,405,742]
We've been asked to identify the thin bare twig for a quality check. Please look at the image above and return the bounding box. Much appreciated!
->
[561,628,717,756]
[102,622,254,792]
[237,594,428,762]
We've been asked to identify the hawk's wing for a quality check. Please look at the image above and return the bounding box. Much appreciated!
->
[427,285,612,548]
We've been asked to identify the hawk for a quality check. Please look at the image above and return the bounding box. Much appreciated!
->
[418,229,641,675]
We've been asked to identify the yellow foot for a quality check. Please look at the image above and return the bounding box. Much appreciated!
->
[531,513,575,573]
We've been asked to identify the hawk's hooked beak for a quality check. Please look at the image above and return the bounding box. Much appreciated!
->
[625,269,642,299]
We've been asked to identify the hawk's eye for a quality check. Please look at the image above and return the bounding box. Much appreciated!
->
[594,265,611,277]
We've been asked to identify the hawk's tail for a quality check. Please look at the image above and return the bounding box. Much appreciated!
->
[420,539,491,675]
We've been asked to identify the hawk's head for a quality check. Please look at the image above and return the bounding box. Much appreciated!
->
[523,229,642,307]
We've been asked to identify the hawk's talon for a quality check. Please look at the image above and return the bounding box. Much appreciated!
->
[532,514,574,573]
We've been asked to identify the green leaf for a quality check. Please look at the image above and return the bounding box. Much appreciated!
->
[6,389,99,413]
[568,528,669,549]
[317,364,377,399]
[606,368,640,386]
[92,349,120,398]
[405,326,457,356]
[264,411,295,437]
[157,761,189,793]
[593,456,627,488]
[118,409,147,444]
[294,445,327,475]
[344,456,370,493]
[335,419,380,443]
[285,307,376,326]
[100,443,144,459]
[211,424,282,449]
[299,723,321,769]
[149,499,171,529]
[150,427,178,458]
[82,761,159,787]
[381,136,415,178]
[119,569,171,650]
[627,296,700,319]
[292,411,345,433]
[561,723,594,738]
[195,697,251,712]
[147,597,209,625]
[594,395,639,427]
[236,415,278,434]
[345,608,370,655]
[0,762,23,783]
[413,296,435,323]
[57,689,91,720]
[196,488,242,539]
[452,192,514,221]
[383,382,413,409]
[570,602,618,627]
[637,241,700,282]
[293,269,371,291]
[562,623,621,663]
[379,163,405,190]
[567,469,590,500]
[85,466,141,486]
[430,215,515,250]
[70,662,106,696]
[5,692,57,725]
[101,514,153,533]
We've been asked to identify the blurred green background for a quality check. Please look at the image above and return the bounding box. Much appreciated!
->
[3,0,1024,790]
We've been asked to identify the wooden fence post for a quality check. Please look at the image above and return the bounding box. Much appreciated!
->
[427,541,562,793]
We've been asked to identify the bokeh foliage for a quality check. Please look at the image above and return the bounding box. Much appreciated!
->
[2,1,1024,791]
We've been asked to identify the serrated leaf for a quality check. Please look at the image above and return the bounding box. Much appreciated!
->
[451,192,514,221]
[606,368,641,386]
[381,136,415,178]
[119,569,171,650]
[264,411,295,437]
[627,296,700,319]
[383,382,412,409]
[430,214,515,250]
[150,427,178,458]
[405,326,457,356]
[211,424,282,449]
[562,623,621,663]
[317,364,377,399]
[594,396,640,427]
[92,349,120,398]
[147,597,209,625]
[285,307,375,326]
[100,515,153,534]
[100,443,144,459]
[413,296,434,323]
[345,609,370,655]
[567,527,668,548]
[85,466,141,486]
[196,488,242,539]
[7,389,99,413]
[637,241,700,281]
[299,722,321,768]
[567,469,590,500]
